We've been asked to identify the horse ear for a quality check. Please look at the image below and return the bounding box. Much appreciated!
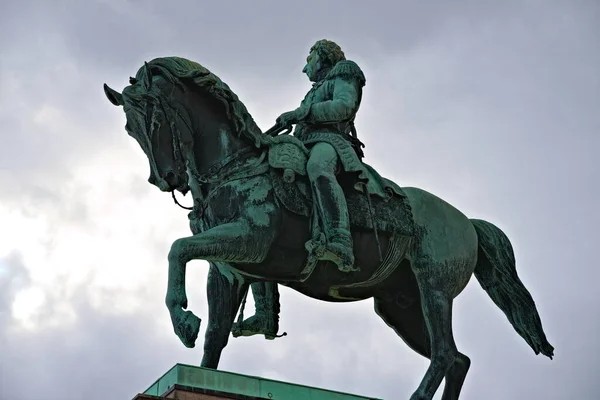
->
[103,83,124,106]
[143,62,152,90]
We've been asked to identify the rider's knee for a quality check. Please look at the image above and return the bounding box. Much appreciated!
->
[311,142,336,158]
[307,143,338,179]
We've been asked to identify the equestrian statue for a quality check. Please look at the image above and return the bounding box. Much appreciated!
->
[103,39,553,400]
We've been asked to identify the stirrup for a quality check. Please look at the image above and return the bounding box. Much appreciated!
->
[326,240,358,272]
[231,315,287,340]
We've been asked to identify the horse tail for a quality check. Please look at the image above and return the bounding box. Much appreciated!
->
[470,219,554,359]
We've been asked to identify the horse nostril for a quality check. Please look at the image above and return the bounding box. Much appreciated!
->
[164,171,177,185]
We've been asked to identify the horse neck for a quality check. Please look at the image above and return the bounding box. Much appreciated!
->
[180,91,253,182]
[196,125,248,173]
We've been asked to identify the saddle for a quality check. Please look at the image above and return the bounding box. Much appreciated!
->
[266,135,415,237]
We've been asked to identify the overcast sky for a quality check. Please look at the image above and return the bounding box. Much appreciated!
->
[1,0,598,399]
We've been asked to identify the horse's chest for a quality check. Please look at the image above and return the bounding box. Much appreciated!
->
[188,177,276,234]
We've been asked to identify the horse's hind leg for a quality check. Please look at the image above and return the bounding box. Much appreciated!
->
[374,297,430,359]
[374,295,470,400]
[201,263,249,369]
[442,352,470,400]
[410,274,460,400]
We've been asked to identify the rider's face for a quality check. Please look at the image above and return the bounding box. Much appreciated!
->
[302,50,322,82]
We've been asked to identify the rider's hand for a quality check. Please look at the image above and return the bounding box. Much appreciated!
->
[276,110,299,127]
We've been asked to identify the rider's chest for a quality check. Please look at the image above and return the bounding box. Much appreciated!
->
[301,80,331,105]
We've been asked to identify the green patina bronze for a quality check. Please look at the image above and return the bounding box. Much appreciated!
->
[143,363,382,399]
[104,40,554,400]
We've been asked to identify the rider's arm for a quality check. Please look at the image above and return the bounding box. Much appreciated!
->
[302,78,360,124]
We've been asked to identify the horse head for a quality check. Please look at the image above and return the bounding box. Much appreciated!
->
[104,61,192,194]
[104,57,266,197]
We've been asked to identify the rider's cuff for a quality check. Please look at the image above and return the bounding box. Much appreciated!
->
[294,105,312,122]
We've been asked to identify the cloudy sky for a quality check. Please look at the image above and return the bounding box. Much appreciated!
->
[1,0,598,399]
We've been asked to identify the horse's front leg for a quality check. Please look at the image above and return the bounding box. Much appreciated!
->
[165,221,271,348]
[202,262,249,369]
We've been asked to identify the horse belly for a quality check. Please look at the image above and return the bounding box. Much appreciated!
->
[289,232,412,302]
[242,205,412,302]
[243,209,312,281]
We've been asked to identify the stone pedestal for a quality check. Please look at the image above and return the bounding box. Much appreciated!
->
[133,364,381,400]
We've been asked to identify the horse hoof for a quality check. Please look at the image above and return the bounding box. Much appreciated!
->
[176,310,201,348]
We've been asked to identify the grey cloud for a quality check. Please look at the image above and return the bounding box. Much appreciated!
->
[1,0,599,399]
[0,290,182,400]
[0,0,522,81]
[0,252,31,328]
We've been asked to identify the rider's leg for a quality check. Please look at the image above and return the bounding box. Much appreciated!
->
[306,142,356,272]
[231,281,281,339]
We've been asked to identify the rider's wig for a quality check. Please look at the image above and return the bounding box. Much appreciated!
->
[309,39,346,67]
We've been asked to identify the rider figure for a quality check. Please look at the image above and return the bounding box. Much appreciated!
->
[278,38,365,273]
[232,39,366,338]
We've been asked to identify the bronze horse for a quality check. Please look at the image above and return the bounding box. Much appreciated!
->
[103,57,553,400]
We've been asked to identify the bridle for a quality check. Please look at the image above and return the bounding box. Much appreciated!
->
[167,105,195,211]
[172,191,193,210]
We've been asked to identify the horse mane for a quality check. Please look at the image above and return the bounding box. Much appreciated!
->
[136,56,265,148]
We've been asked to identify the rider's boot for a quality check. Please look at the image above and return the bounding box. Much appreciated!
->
[307,175,357,272]
[231,282,282,340]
